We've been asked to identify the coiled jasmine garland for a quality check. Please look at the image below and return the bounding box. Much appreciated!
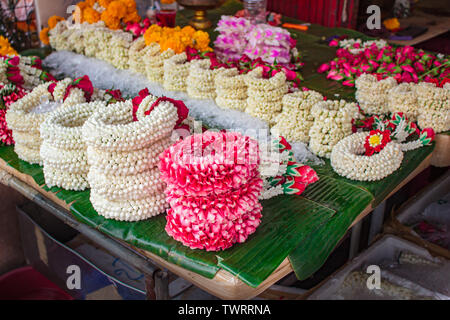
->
[82,97,180,221]
[40,101,105,190]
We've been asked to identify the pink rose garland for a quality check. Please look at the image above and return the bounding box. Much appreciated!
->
[160,131,264,251]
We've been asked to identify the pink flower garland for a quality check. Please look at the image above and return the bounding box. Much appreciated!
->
[160,131,264,251]
[0,83,28,146]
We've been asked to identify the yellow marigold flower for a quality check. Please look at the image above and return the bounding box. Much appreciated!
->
[84,7,101,24]
[181,26,196,37]
[101,11,121,29]
[99,0,112,8]
[123,11,141,23]
[48,15,65,29]
[119,0,137,12]
[107,0,127,19]
[192,31,210,51]
[86,0,96,6]
[0,36,18,56]
[39,27,50,45]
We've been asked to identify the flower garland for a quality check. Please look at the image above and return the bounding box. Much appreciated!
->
[318,37,449,87]
[163,53,190,92]
[245,67,287,125]
[259,136,319,199]
[143,25,212,54]
[83,93,188,221]
[160,131,263,251]
[214,68,248,111]
[186,59,217,100]
[331,131,404,181]
[356,75,449,133]
[1,55,54,90]
[308,100,360,158]
[331,112,435,181]
[355,73,397,115]
[144,43,175,83]
[271,90,324,143]
[40,101,104,190]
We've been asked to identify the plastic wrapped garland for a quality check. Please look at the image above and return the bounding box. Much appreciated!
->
[388,83,419,121]
[214,68,248,111]
[6,83,61,164]
[83,97,183,221]
[160,131,263,251]
[186,60,217,100]
[271,90,324,143]
[331,131,404,181]
[163,53,190,92]
[309,100,360,158]
[245,67,287,125]
[40,101,105,190]
[355,74,397,115]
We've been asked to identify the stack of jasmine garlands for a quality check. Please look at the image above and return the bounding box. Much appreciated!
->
[82,92,189,221]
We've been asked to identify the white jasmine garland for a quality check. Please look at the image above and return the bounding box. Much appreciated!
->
[40,101,104,190]
[331,132,404,181]
[388,83,419,121]
[163,53,190,92]
[271,90,324,143]
[355,73,397,114]
[309,100,359,158]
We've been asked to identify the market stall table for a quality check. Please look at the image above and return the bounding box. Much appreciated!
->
[0,0,444,300]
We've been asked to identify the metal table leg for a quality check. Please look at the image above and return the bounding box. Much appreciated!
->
[368,201,386,244]
[349,219,362,259]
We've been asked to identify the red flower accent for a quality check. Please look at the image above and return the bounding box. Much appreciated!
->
[131,88,150,121]
[145,97,189,127]
[364,129,391,156]
[63,75,94,102]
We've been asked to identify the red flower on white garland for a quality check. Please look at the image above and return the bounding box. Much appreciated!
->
[364,129,391,156]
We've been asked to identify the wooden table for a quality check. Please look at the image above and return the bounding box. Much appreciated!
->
[0,152,432,299]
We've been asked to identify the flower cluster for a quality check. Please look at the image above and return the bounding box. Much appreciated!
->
[214,15,297,65]
[214,68,248,111]
[0,36,18,56]
[318,37,449,87]
[271,90,324,143]
[0,83,28,146]
[364,129,391,156]
[259,136,319,199]
[40,102,104,190]
[144,25,212,54]
[160,131,263,251]
[74,0,140,30]
[245,67,287,124]
[309,99,360,158]
[83,94,188,221]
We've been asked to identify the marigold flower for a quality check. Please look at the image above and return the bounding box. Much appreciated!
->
[48,15,65,29]
[84,7,101,24]
[107,0,127,18]
[39,27,50,45]
[0,36,18,56]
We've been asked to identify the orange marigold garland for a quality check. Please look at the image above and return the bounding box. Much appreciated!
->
[143,25,212,54]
